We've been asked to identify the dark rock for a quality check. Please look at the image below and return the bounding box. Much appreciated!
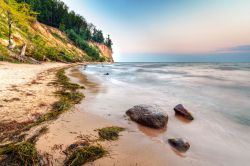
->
[174,104,194,120]
[168,138,190,152]
[104,73,109,75]
[126,105,168,129]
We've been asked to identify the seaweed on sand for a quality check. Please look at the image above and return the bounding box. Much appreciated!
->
[64,145,106,166]
[0,142,39,166]
[98,126,125,141]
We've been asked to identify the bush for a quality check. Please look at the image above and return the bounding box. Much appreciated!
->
[51,32,67,43]
[0,45,9,58]
[47,48,60,61]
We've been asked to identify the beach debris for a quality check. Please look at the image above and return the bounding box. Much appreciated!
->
[0,142,39,165]
[63,141,90,156]
[64,143,106,166]
[27,126,48,144]
[126,105,168,129]
[174,104,194,120]
[97,126,125,141]
[168,138,190,152]
[104,73,109,75]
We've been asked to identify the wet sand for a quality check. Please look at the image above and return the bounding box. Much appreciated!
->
[2,63,249,165]
[64,64,249,166]
[35,66,196,166]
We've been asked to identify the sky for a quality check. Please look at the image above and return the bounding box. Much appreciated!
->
[61,0,250,62]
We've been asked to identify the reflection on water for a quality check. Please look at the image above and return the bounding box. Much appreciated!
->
[137,124,167,138]
[76,63,250,166]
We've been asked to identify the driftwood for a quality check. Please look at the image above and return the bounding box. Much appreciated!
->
[19,44,26,57]
[28,57,41,64]
[16,44,41,64]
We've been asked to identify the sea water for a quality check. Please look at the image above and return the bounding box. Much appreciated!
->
[79,63,250,166]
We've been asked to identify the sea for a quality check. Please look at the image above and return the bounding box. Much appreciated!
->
[78,63,250,166]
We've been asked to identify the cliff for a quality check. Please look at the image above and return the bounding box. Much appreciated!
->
[91,42,114,62]
[0,14,113,63]
[0,19,113,62]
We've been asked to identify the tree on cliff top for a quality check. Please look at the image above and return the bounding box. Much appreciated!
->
[0,0,36,49]
[16,0,112,49]
[105,35,113,49]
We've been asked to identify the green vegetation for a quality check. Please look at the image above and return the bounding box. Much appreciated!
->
[104,35,113,49]
[56,69,85,91]
[0,0,112,63]
[60,92,85,104]
[36,69,84,124]
[66,29,102,60]
[51,32,67,43]
[0,142,39,166]
[28,34,82,62]
[16,0,113,49]
[27,126,48,144]
[0,0,37,49]
[98,126,125,141]
[63,126,125,165]
[0,68,85,143]
[0,68,86,165]
[64,145,106,166]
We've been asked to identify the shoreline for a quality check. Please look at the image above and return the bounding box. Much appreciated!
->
[0,62,125,165]
[0,62,175,165]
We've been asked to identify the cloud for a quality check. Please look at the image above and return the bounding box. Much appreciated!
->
[219,45,250,53]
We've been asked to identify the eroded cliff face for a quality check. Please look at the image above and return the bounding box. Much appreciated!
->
[31,22,87,57]
[0,19,88,60]
[91,42,114,62]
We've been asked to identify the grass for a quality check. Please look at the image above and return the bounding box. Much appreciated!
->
[0,44,20,63]
[0,142,39,166]
[64,145,106,166]
[98,126,125,141]
[51,32,67,43]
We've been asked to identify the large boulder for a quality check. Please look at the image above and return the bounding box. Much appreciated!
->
[174,104,194,120]
[168,138,190,152]
[126,105,168,129]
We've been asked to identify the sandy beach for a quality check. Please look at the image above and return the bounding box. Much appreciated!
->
[1,62,249,166]
[0,62,67,123]
[35,67,176,166]
[0,63,179,165]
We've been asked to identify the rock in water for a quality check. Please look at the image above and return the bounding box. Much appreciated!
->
[104,73,109,75]
[174,104,194,120]
[168,138,190,152]
[126,105,168,129]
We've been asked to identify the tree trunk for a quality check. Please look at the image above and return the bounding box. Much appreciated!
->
[5,0,14,50]
[19,44,26,57]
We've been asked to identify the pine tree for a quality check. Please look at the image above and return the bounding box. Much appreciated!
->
[105,35,113,49]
